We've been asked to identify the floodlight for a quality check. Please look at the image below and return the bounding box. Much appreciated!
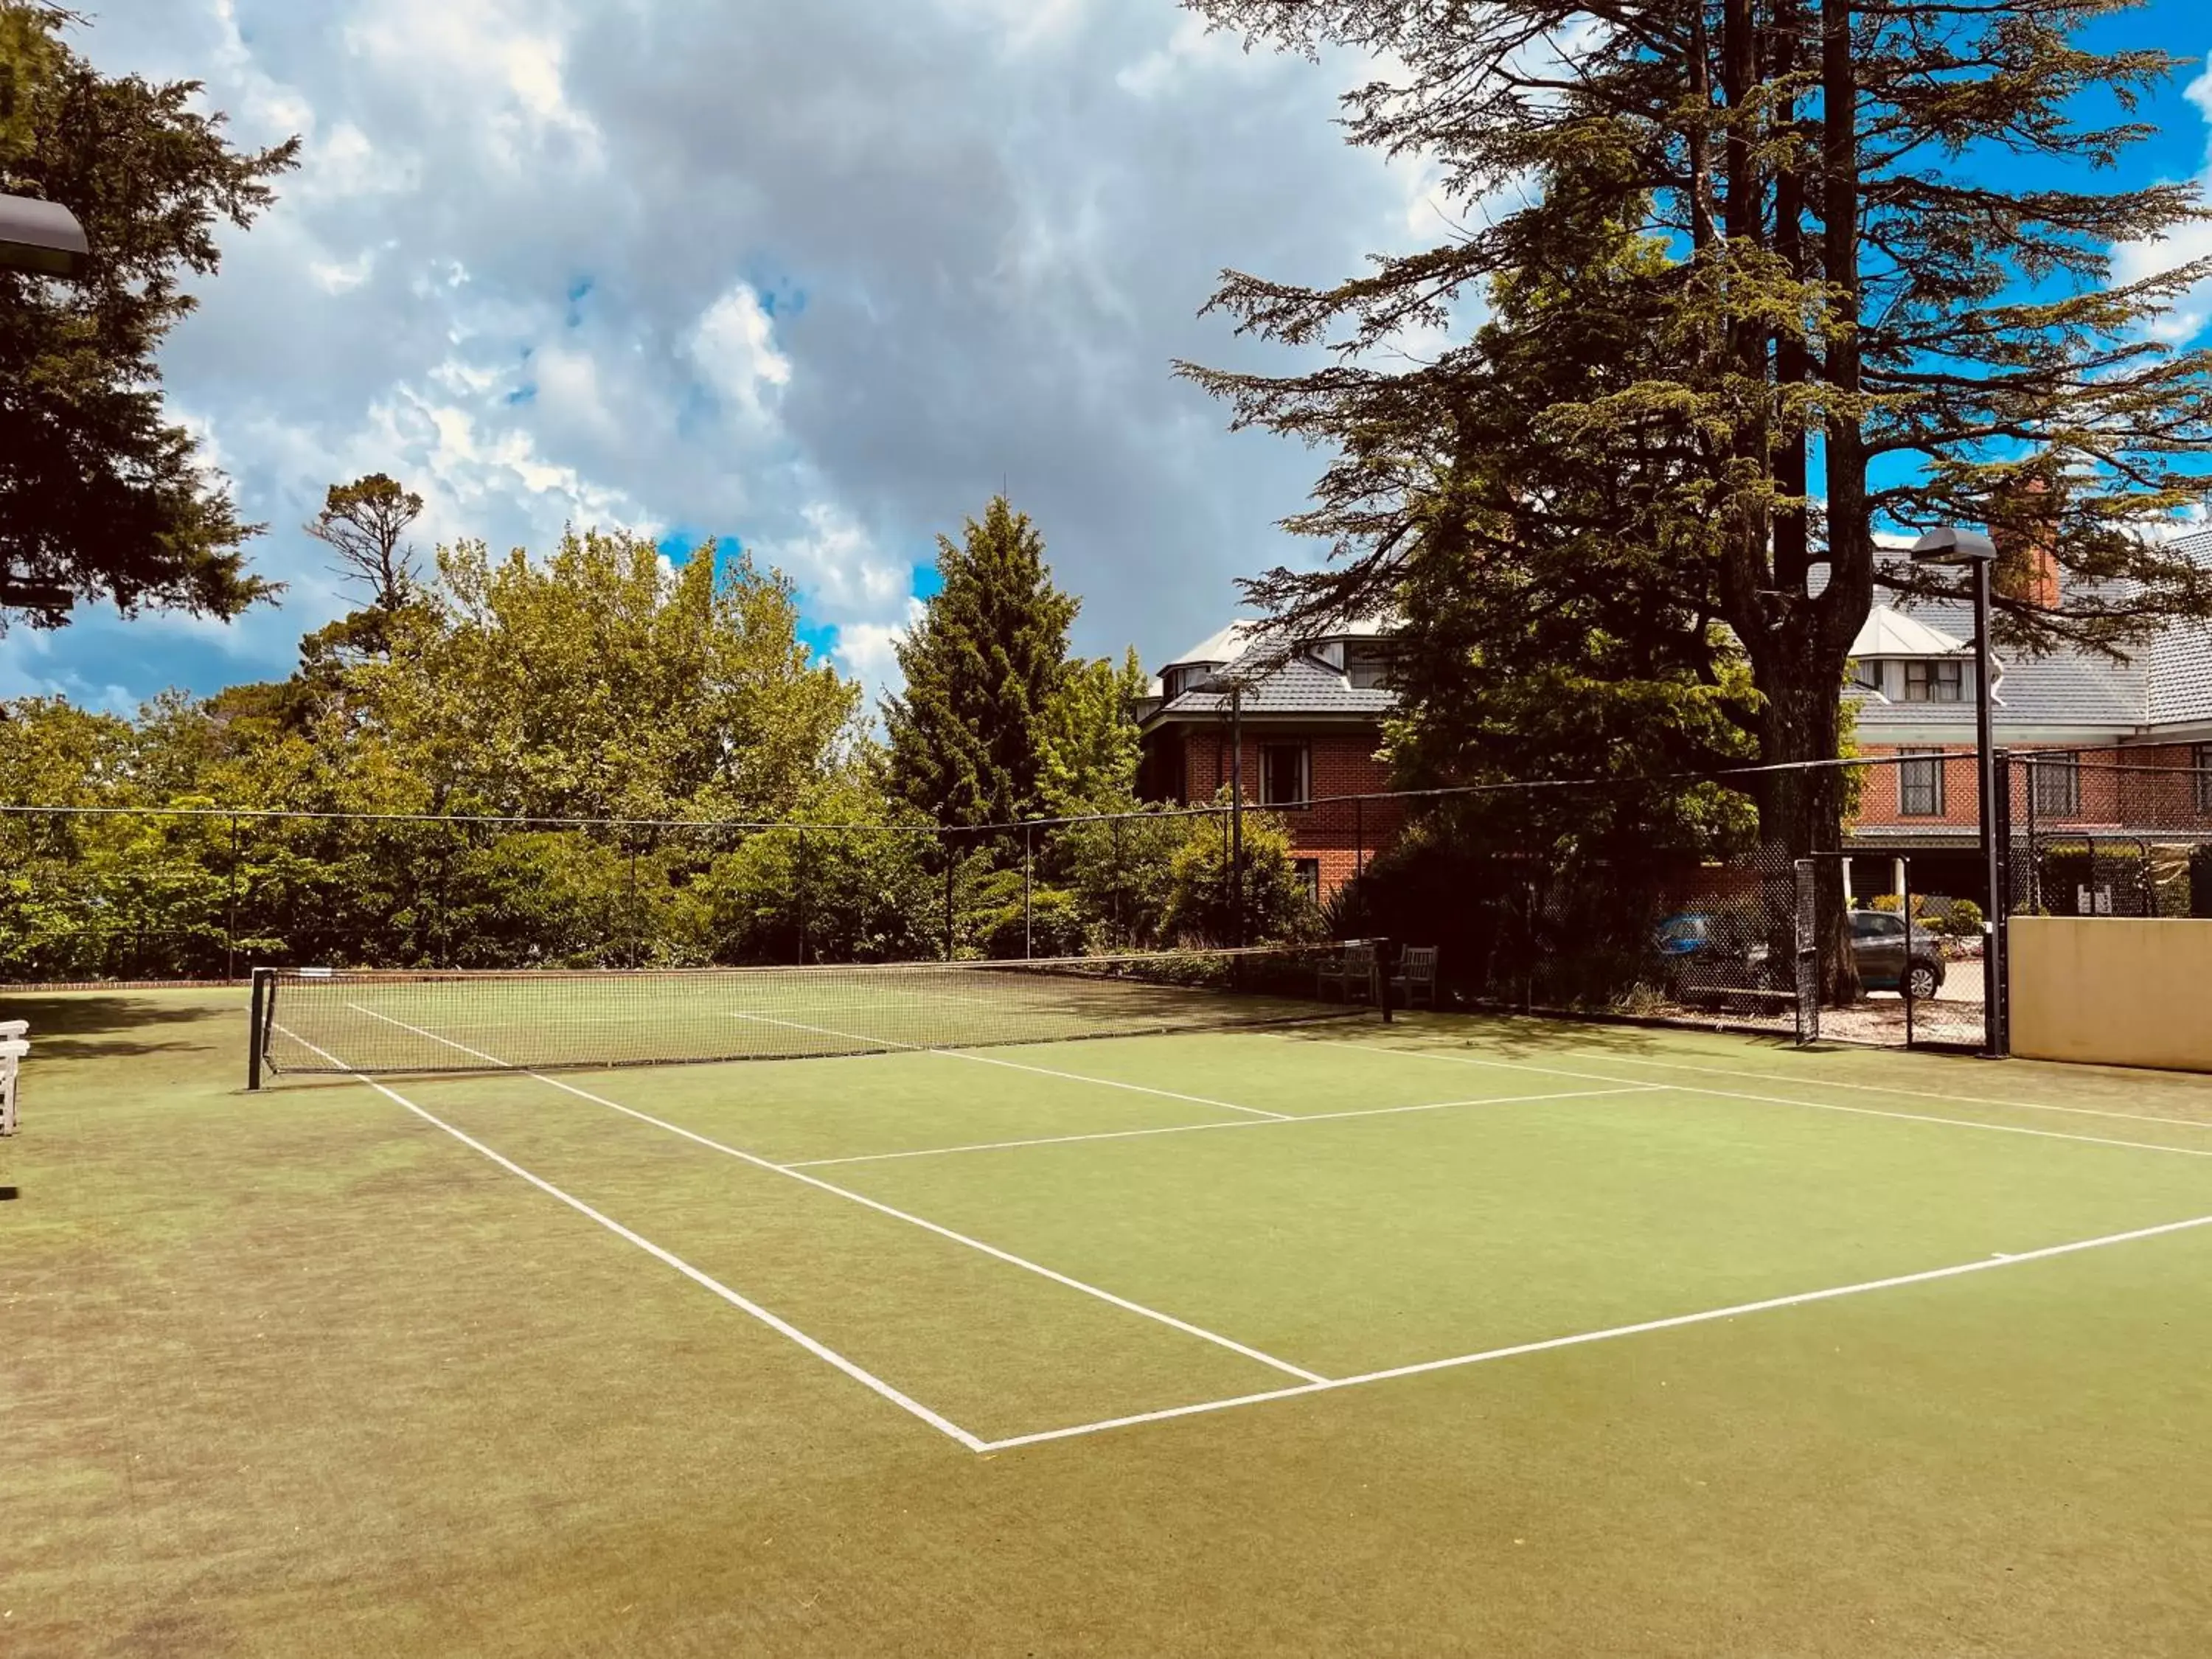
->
[0,192,89,279]
[1909,527,1997,564]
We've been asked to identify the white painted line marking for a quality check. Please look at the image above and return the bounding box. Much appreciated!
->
[348,1005,1326,1383]
[785,1085,1660,1169]
[1522,1046,2212,1133]
[728,1009,1290,1119]
[1280,1037,2212,1162]
[283,1031,984,1452]
[978,1208,2212,1451]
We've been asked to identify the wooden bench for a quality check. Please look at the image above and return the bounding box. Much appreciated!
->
[1318,943,1380,1004]
[1390,945,1440,1011]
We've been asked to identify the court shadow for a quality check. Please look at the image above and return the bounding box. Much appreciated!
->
[0,993,226,1060]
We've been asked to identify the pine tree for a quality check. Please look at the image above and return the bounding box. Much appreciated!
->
[883,497,1080,828]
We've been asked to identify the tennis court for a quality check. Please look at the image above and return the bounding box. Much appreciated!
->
[7,976,2212,1653]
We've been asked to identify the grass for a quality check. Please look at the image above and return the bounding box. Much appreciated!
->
[6,986,2212,1654]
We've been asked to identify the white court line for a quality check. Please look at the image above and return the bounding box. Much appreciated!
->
[1277,1036,2212,1163]
[727,1009,1290,1120]
[282,1030,985,1452]
[977,1208,2212,1451]
[347,1004,1325,1383]
[786,1085,1660,1169]
[1492,1045,2212,1134]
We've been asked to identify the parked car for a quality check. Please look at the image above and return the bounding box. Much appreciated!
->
[1657,908,1948,1006]
[1848,909,1947,1000]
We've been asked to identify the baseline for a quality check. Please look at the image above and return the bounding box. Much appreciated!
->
[979,1208,2212,1451]
[282,1031,986,1451]
[350,1004,1325,1383]
[785,1084,1660,1169]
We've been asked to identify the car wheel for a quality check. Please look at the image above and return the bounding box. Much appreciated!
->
[1906,961,1940,1001]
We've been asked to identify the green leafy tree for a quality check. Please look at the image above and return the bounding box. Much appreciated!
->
[355,529,857,823]
[1161,796,1318,947]
[1183,0,2212,989]
[0,1,298,627]
[1038,646,1151,813]
[883,496,1079,828]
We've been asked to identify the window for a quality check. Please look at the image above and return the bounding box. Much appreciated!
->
[1260,742,1310,806]
[2030,751,2081,816]
[1164,665,1214,698]
[1848,660,1883,694]
[1902,659,1964,703]
[1345,644,1397,689]
[1293,858,1322,902]
[2197,744,2212,815]
[1899,749,1946,817]
[1851,912,1907,939]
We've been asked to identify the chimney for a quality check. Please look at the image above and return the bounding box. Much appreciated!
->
[1992,472,2061,610]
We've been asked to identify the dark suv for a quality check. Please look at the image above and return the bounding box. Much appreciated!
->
[1847,909,1947,1000]
[1658,908,1949,1006]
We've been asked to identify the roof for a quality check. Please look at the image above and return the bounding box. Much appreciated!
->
[1161,621,1259,671]
[1143,631,1399,725]
[1851,605,1968,658]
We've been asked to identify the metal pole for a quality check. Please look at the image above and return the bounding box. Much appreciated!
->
[1229,684,1245,947]
[1902,857,1916,1048]
[944,832,956,962]
[226,813,240,981]
[246,967,267,1091]
[1973,557,2004,1060]
[1023,823,1033,959]
[797,830,810,966]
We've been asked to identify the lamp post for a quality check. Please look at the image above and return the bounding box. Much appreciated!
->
[0,192,88,278]
[1908,526,2004,1057]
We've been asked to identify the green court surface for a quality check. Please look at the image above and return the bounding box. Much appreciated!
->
[6,988,2212,1655]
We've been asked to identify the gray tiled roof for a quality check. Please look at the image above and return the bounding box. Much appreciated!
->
[1860,538,2212,734]
[1146,649,1397,721]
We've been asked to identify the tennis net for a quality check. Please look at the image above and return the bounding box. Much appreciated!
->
[248,942,1389,1082]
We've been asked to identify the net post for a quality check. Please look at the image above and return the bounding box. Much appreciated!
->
[247,967,270,1091]
[1374,936,1394,1023]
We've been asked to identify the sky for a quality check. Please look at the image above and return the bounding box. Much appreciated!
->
[7,0,2212,719]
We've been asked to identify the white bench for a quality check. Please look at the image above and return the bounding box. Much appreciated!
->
[1,1020,26,1136]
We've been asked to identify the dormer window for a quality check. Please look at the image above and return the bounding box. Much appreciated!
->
[1345,644,1396,689]
[1902,660,1964,703]
[1164,665,1214,698]
[1849,660,1882,694]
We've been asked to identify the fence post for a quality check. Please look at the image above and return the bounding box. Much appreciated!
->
[944,832,956,962]
[226,813,240,981]
[797,830,810,966]
[1110,813,1124,942]
[1023,823,1034,959]
[246,967,267,1091]
[1354,796,1364,883]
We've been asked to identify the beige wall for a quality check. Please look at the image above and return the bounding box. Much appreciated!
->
[2011,918,2212,1073]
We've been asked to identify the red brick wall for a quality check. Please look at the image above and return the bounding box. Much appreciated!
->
[1855,742,2143,830]
[1155,725,1403,893]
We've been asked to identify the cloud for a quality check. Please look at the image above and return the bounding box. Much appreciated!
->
[689,285,793,429]
[35,0,1439,717]
[2110,57,2212,342]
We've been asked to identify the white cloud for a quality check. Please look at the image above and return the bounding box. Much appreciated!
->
[2109,58,2212,343]
[41,0,1430,712]
[689,285,793,428]
[830,599,925,708]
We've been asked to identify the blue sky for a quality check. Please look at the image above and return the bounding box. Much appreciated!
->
[5,0,2211,718]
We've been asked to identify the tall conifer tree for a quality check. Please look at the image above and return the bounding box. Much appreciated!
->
[883,496,1079,828]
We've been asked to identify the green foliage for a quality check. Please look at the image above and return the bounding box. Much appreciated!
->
[1160,796,1319,947]
[883,496,1079,827]
[1944,899,1986,937]
[1182,0,2212,879]
[1039,647,1150,813]
[0,2,298,627]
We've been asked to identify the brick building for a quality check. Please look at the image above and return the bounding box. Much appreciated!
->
[1136,528,2212,911]
[1135,619,1405,898]
[1845,529,2212,908]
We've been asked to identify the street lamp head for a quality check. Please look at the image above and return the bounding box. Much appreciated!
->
[1909,526,1997,565]
[0,192,90,279]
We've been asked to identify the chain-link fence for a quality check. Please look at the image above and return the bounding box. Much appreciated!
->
[27,748,2205,1057]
